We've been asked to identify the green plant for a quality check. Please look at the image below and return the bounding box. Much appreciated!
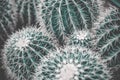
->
[15,0,40,27]
[3,27,56,80]
[34,46,110,80]
[68,30,93,48]
[110,0,120,8]
[96,10,120,67]
[0,0,16,40]
[40,0,98,45]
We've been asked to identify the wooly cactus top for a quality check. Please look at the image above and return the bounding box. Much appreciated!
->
[34,46,111,80]
[3,27,56,80]
[68,30,93,48]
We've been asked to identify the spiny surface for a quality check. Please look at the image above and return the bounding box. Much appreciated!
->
[96,10,120,67]
[0,0,15,41]
[68,30,92,47]
[3,27,56,80]
[15,0,40,27]
[35,47,110,80]
[40,0,98,45]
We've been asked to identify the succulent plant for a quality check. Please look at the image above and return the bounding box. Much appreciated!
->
[67,30,93,48]
[34,46,110,80]
[39,0,99,45]
[110,0,120,8]
[3,27,56,80]
[0,0,16,41]
[95,10,120,67]
[15,0,40,27]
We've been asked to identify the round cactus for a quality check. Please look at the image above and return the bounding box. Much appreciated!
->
[3,27,56,80]
[68,30,93,48]
[39,0,99,45]
[14,0,40,27]
[34,46,111,80]
[95,10,120,67]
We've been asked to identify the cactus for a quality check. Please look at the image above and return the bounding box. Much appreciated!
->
[95,10,120,67]
[68,30,93,48]
[3,27,56,80]
[110,0,120,8]
[39,0,98,45]
[15,0,40,27]
[34,46,110,80]
[0,0,16,42]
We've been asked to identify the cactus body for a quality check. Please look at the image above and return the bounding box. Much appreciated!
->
[15,0,40,27]
[0,0,16,41]
[110,0,120,8]
[3,27,56,80]
[96,10,120,67]
[40,0,98,45]
[68,30,92,47]
[35,47,110,80]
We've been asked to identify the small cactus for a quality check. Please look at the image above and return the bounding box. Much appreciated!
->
[34,46,110,80]
[3,27,56,80]
[68,30,93,48]
[95,10,120,67]
[39,0,99,45]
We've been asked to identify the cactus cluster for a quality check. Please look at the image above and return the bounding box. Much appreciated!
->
[34,47,110,80]
[3,27,56,80]
[0,0,120,80]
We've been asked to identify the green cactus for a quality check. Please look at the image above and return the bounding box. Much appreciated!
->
[34,46,110,80]
[110,0,120,8]
[40,0,98,45]
[15,0,40,27]
[0,0,16,41]
[96,10,120,67]
[68,30,93,48]
[3,27,56,80]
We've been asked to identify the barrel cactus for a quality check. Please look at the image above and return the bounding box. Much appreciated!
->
[0,0,16,41]
[95,10,120,67]
[39,0,98,45]
[68,30,93,48]
[15,0,40,27]
[34,46,111,80]
[3,27,56,80]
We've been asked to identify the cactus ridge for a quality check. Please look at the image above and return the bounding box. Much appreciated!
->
[35,47,110,80]
[3,27,56,80]
[96,10,120,67]
[40,0,98,45]
[15,0,40,26]
[0,0,15,40]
